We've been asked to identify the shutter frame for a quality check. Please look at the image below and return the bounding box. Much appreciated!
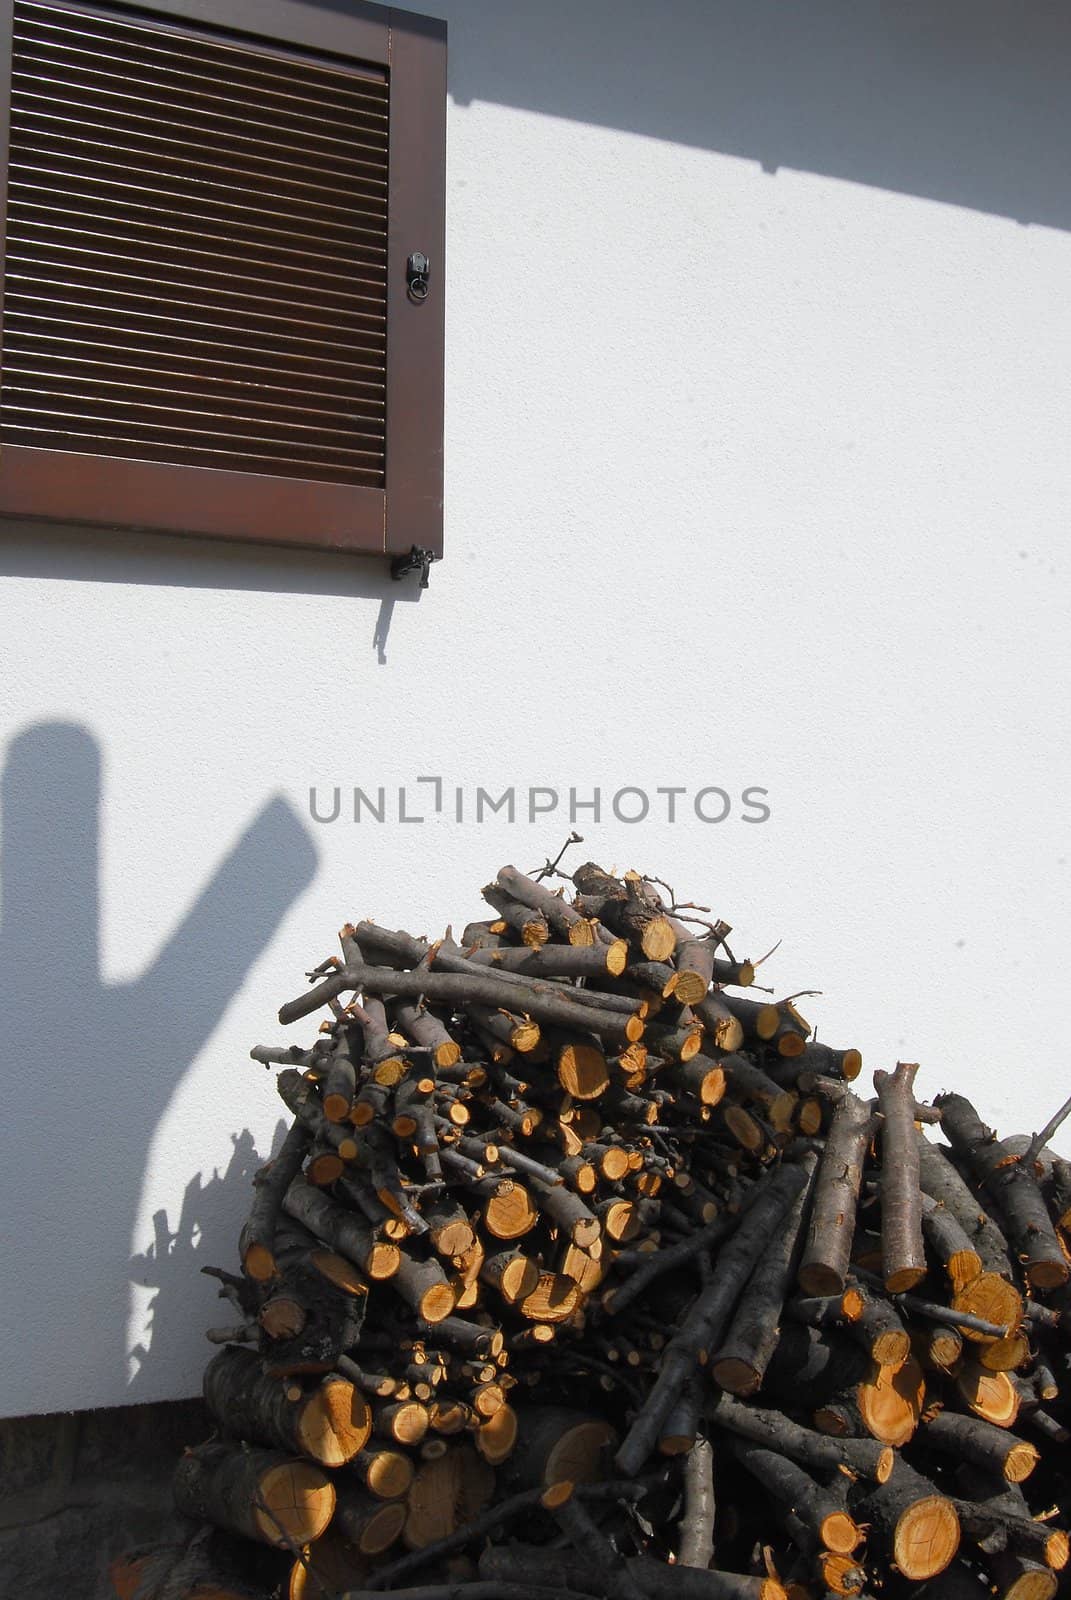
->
[0,0,446,559]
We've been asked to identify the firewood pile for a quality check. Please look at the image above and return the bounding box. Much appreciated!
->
[128,857,1071,1600]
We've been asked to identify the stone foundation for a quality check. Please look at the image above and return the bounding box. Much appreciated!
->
[0,1399,206,1600]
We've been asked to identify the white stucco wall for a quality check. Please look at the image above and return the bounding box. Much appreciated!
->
[2,0,1070,1416]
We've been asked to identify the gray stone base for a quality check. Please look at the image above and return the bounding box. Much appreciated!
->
[0,1399,207,1600]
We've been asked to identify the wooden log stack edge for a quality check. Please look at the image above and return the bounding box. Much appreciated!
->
[129,856,1070,1600]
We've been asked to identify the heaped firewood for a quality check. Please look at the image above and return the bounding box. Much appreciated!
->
[616,1162,811,1474]
[173,1441,335,1549]
[984,1549,1060,1600]
[852,1458,961,1582]
[798,1086,872,1296]
[917,1132,1018,1279]
[494,864,599,946]
[203,1346,370,1466]
[923,1409,1040,1482]
[185,857,1071,1599]
[497,1405,617,1491]
[732,1441,864,1556]
[711,1152,818,1394]
[402,1445,495,1550]
[954,1467,1070,1569]
[572,864,677,961]
[478,1544,788,1600]
[875,1062,927,1291]
[283,1178,399,1282]
[481,880,551,947]
[708,1390,893,1483]
[935,1092,1069,1289]
[238,1120,312,1282]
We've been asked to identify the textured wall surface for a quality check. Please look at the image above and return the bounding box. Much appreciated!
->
[2,0,1070,1415]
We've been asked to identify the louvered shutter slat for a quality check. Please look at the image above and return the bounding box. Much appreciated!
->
[1,0,390,487]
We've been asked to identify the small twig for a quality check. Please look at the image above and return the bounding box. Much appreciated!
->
[852,1266,1011,1338]
[752,937,782,969]
[530,831,584,881]
[307,955,342,980]
[1022,1092,1071,1168]
[365,1478,655,1591]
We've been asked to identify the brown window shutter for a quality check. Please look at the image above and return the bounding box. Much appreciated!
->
[0,0,446,558]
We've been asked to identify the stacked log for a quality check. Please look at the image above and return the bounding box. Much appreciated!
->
[148,859,1070,1600]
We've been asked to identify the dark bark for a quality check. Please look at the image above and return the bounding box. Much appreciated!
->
[916,1134,1016,1278]
[615,1162,810,1474]
[874,1062,926,1292]
[710,1151,818,1394]
[798,1088,872,1296]
[923,1411,1039,1482]
[364,1479,656,1592]
[678,1436,716,1568]
[920,1189,983,1289]
[852,1459,960,1581]
[761,1323,870,1412]
[322,1034,357,1121]
[495,863,598,943]
[283,1178,396,1281]
[280,958,636,1049]
[603,1211,737,1315]
[477,1545,785,1600]
[729,1440,862,1553]
[935,1092,1068,1289]
[172,1440,334,1548]
[467,942,627,980]
[482,881,550,947]
[551,1492,647,1600]
[203,1345,370,1464]
[238,1118,311,1282]
[707,1390,892,1482]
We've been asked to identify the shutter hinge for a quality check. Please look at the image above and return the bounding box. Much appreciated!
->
[390,545,440,588]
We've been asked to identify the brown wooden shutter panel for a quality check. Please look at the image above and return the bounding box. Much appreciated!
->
[0,0,446,558]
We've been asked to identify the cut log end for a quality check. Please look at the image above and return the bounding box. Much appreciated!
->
[605,937,629,974]
[242,1242,276,1282]
[856,1357,925,1447]
[641,917,677,962]
[542,1418,617,1486]
[993,1560,1058,1600]
[418,1283,458,1324]
[1002,1440,1041,1483]
[557,1043,610,1101]
[885,1264,927,1294]
[821,1509,864,1554]
[362,1449,415,1500]
[254,1461,336,1547]
[295,1379,371,1466]
[476,1403,518,1465]
[798,1262,847,1298]
[484,1184,538,1241]
[709,1355,761,1397]
[1024,1258,1069,1291]
[892,1495,960,1581]
[953,1272,1022,1340]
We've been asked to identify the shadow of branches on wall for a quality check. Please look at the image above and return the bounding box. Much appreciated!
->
[0,722,316,1414]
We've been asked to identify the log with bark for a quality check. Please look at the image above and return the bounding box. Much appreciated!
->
[134,856,1071,1600]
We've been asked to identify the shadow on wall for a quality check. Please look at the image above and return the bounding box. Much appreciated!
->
[0,723,316,1413]
[0,523,423,663]
[442,0,1071,231]
[127,1121,288,1400]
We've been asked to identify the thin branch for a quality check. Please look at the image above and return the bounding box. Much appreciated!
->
[530,831,584,881]
[752,937,782,969]
[1022,1093,1071,1168]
